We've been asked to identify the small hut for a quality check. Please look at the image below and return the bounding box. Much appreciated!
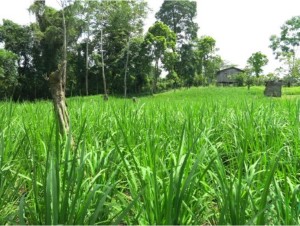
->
[264,80,283,97]
[216,67,244,86]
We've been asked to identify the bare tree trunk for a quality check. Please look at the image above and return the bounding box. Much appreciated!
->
[85,40,89,96]
[124,40,130,98]
[85,23,90,96]
[62,7,67,93]
[100,29,108,100]
[49,61,70,135]
[152,60,159,94]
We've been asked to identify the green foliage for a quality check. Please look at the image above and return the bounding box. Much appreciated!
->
[0,19,31,62]
[166,70,181,89]
[177,43,196,86]
[175,36,221,87]
[247,51,268,77]
[231,72,245,86]
[270,16,300,59]
[144,21,176,93]
[0,49,18,98]
[194,36,219,83]
[155,0,222,88]
[155,0,198,43]
[265,72,280,82]
[0,19,45,100]
[30,4,83,75]
[230,71,260,89]
[89,0,148,94]
[124,37,151,93]
[144,22,176,60]
[0,0,223,99]
[270,16,300,82]
[245,74,254,88]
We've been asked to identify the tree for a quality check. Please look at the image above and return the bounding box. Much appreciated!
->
[124,39,130,98]
[29,2,61,75]
[100,29,108,100]
[247,51,268,77]
[178,43,196,87]
[177,36,219,87]
[0,49,18,98]
[83,3,91,96]
[143,21,176,94]
[270,16,300,82]
[0,20,32,70]
[155,0,198,44]
[0,19,43,100]
[194,36,217,84]
[126,36,152,93]
[29,0,82,85]
[91,0,148,95]
[122,1,148,97]
[243,68,255,90]
[155,0,198,85]
[30,0,82,137]
[74,0,99,96]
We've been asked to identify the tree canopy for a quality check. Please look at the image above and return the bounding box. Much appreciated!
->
[155,0,198,43]
[247,51,268,77]
[0,49,18,98]
[270,16,300,80]
[144,21,176,93]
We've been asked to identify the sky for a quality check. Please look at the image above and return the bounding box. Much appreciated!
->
[1,0,300,74]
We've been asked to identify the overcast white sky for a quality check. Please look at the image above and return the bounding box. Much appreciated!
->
[1,0,300,73]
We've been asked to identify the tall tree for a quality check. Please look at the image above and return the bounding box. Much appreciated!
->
[92,0,148,94]
[177,36,218,86]
[155,0,198,44]
[124,39,130,98]
[30,0,82,136]
[177,43,196,86]
[0,19,41,99]
[0,20,32,70]
[100,29,108,100]
[155,0,198,83]
[59,0,67,92]
[75,0,98,96]
[143,21,176,93]
[194,36,217,84]
[270,16,300,80]
[29,0,82,85]
[247,51,268,77]
[127,36,151,93]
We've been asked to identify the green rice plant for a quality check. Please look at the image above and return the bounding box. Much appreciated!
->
[1,86,300,224]
[111,104,217,225]
[0,132,25,223]
[13,120,123,225]
[211,150,260,225]
[272,173,300,224]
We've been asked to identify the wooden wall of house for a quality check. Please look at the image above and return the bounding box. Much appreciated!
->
[217,68,242,83]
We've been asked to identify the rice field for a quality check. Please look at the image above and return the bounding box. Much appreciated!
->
[0,86,300,224]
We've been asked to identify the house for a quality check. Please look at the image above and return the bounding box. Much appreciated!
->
[216,67,244,86]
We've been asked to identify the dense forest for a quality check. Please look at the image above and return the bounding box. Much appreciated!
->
[0,0,223,100]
